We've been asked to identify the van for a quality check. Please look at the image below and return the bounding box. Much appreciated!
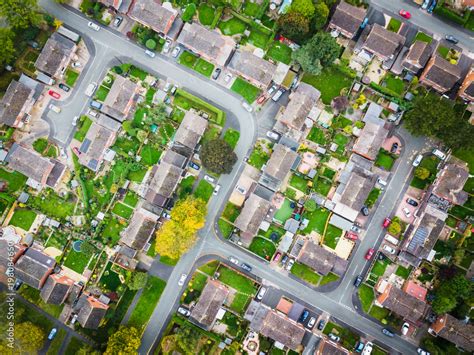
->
[384,234,399,246]
[432,149,446,160]
[85,82,97,97]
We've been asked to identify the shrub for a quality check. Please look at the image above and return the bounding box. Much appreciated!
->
[182,3,197,22]
[304,199,317,212]
[145,39,156,49]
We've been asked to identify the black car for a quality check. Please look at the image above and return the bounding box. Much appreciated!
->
[212,68,222,80]
[298,309,309,323]
[361,206,369,216]
[445,35,459,44]
[59,83,70,92]
[189,161,200,170]
[390,142,399,153]
[241,263,252,272]
[317,319,325,330]
[382,328,395,337]
[406,198,419,207]
[354,275,363,287]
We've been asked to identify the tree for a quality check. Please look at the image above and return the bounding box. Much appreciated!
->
[182,3,196,22]
[277,12,311,43]
[431,294,457,314]
[200,138,237,175]
[304,199,317,212]
[144,103,167,124]
[387,221,402,236]
[404,93,474,149]
[414,167,430,180]
[312,1,329,30]
[432,272,473,314]
[0,0,40,29]
[175,326,201,354]
[11,322,45,353]
[292,32,340,75]
[127,271,148,290]
[155,196,207,259]
[0,28,15,66]
[145,38,156,50]
[104,326,141,355]
[288,0,315,18]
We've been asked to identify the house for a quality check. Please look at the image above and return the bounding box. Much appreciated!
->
[40,274,75,304]
[190,279,229,329]
[316,338,351,355]
[173,111,208,152]
[114,245,138,270]
[72,293,109,329]
[432,162,469,205]
[100,0,122,11]
[361,24,405,62]
[402,40,433,74]
[128,0,178,36]
[234,193,272,242]
[419,55,462,93]
[376,283,429,324]
[120,208,159,251]
[0,240,26,276]
[227,50,277,89]
[177,22,235,66]
[259,144,299,191]
[352,121,389,160]
[402,280,427,302]
[429,314,474,352]
[276,83,320,132]
[14,248,56,289]
[328,1,367,39]
[77,121,117,172]
[0,80,36,128]
[35,32,77,79]
[297,240,348,276]
[229,164,261,207]
[102,75,140,121]
[458,67,474,102]
[143,150,186,207]
[258,310,305,352]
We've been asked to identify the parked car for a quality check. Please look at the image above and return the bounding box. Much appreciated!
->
[241,263,252,272]
[48,328,57,340]
[345,232,358,241]
[272,88,285,102]
[403,207,411,218]
[267,84,278,96]
[406,198,419,207]
[229,256,239,265]
[242,102,253,112]
[390,142,399,153]
[88,109,99,118]
[383,245,396,255]
[382,328,395,337]
[432,148,446,160]
[178,273,187,286]
[421,0,430,9]
[354,275,363,287]
[85,82,97,97]
[417,348,430,355]
[256,287,267,300]
[350,225,361,233]
[401,322,410,335]
[266,131,280,140]
[87,21,100,31]
[204,175,216,184]
[72,116,79,126]
[281,255,289,265]
[59,83,70,92]
[163,82,172,92]
[286,258,295,270]
[189,161,200,170]
[213,184,221,195]
[145,49,156,58]
[13,279,22,291]
[212,68,221,80]
[49,104,61,113]
[307,316,316,329]
[48,90,60,99]
[113,16,123,27]
[317,319,325,330]
[445,34,459,44]
[427,0,436,13]
[382,218,391,228]
[162,39,171,53]
[362,342,373,355]
[273,252,282,262]
[328,333,340,342]
[256,95,266,104]
[413,154,423,167]
[365,248,375,260]
[298,309,309,323]
[72,61,81,68]
[361,206,369,216]
[355,341,365,353]
[399,9,411,19]
[90,100,102,110]
[177,306,191,317]
[171,46,181,58]
[224,73,233,83]
[70,314,78,324]
[162,211,171,219]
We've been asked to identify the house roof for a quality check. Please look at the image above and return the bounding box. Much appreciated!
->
[100,0,121,9]
[0,240,26,274]
[14,248,56,289]
[421,55,462,92]
[259,310,305,351]
[40,274,74,305]
[129,0,177,35]
[402,280,427,302]
[276,297,293,314]
[459,68,474,101]
[316,339,351,355]
[297,240,348,276]
[402,40,432,73]
[234,193,272,236]
[73,293,109,329]
[335,166,376,212]
[0,80,34,127]
[432,163,469,205]
[35,32,76,77]
[78,121,116,172]
[120,208,159,251]
[329,1,367,38]
[46,160,66,188]
[145,160,183,204]
[177,22,235,66]
[6,143,55,185]
[263,144,299,182]
[161,149,187,168]
[277,83,320,131]
[228,50,277,88]
[363,24,405,60]
[377,284,429,323]
[173,111,208,150]
[103,75,139,120]
[431,314,474,352]
[190,279,229,328]
[352,121,389,160]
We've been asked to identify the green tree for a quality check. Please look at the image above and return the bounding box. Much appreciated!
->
[200,138,237,175]
[182,3,196,22]
[12,322,45,353]
[0,0,40,29]
[289,0,315,18]
[144,103,167,124]
[414,167,430,180]
[127,271,148,290]
[0,28,15,66]
[292,32,340,75]
[175,325,201,354]
[431,294,457,314]
[387,221,401,236]
[104,326,141,355]
[312,2,329,30]
[145,39,156,50]
[304,199,317,212]
[277,12,311,43]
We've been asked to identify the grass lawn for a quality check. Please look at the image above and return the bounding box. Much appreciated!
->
[178,51,199,68]
[319,272,339,286]
[365,188,381,208]
[314,177,332,196]
[291,262,321,285]
[218,218,234,238]
[198,3,215,26]
[453,146,474,174]
[266,41,292,64]
[415,31,433,43]
[112,202,134,219]
[323,225,342,249]
[95,85,110,102]
[322,322,359,349]
[0,168,27,192]
[124,191,139,207]
[243,0,261,17]
[289,174,308,192]
[384,74,405,95]
[375,150,395,170]
[321,167,336,180]
[437,45,450,59]
[249,237,276,260]
[369,305,389,321]
[160,255,179,266]
[358,284,375,313]
[64,337,84,354]
[218,17,247,35]
[248,28,270,49]
[46,328,67,355]
[194,58,215,77]
[395,265,411,279]
[259,224,286,242]
[307,127,327,145]
[140,144,162,166]
[231,77,260,103]
[130,66,148,80]
[371,258,391,277]
[248,144,270,169]
[29,191,76,220]
[128,168,147,183]
[333,133,349,154]
[101,216,126,246]
[199,260,219,276]
[177,175,196,199]
[410,155,440,189]
[63,243,95,274]
[303,65,354,105]
[9,208,37,230]
[98,262,122,291]
[194,179,214,202]
[387,17,401,32]
[230,293,250,313]
[222,202,241,222]
[217,266,257,295]
[202,125,222,145]
[174,89,225,126]
[303,208,330,234]
[223,128,240,149]
[74,116,92,142]
[65,68,79,87]
[274,198,294,223]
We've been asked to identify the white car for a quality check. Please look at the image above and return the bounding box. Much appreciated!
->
[412,154,423,167]
[228,256,239,265]
[307,317,316,329]
[49,104,61,113]
[171,46,181,58]
[145,49,156,58]
[401,322,410,335]
[267,84,278,96]
[85,82,97,97]
[163,39,171,53]
[163,82,172,92]
[362,342,373,355]
[88,109,99,118]
[432,148,446,160]
[224,73,232,83]
[213,184,221,195]
[286,258,295,271]
[266,131,280,140]
[383,245,396,255]
[72,61,81,68]
[72,116,79,126]
[242,102,253,112]
[177,306,190,317]
[204,175,216,184]
[272,89,285,102]
[178,273,187,286]
[256,287,267,300]
[87,21,100,31]
[403,207,411,218]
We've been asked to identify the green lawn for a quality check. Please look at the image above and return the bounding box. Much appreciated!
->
[319,272,339,286]
[194,179,214,202]
[358,284,375,313]
[98,262,122,291]
[314,177,332,196]
[273,198,294,223]
[303,208,330,234]
[248,143,270,169]
[249,237,276,260]
[384,74,405,95]
[124,191,139,207]
[291,262,321,285]
[322,322,359,349]
[140,145,162,166]
[248,28,271,49]
[243,0,262,17]
[198,3,216,26]
[307,127,327,144]
[453,146,474,174]
[218,218,234,238]
[230,293,250,313]
[198,260,219,276]
[218,17,247,35]
[65,68,79,87]
[63,243,96,274]
[64,337,85,354]
[387,17,401,32]
[95,85,110,102]
[9,208,37,230]
[194,58,215,77]
[223,128,240,149]
[231,77,260,103]
[321,167,336,180]
[266,41,293,65]
[289,174,308,192]
[202,125,221,145]
[395,265,411,279]
[174,89,226,126]
[130,66,148,80]
[371,258,391,277]
[369,305,389,322]
[259,224,286,242]
[179,51,199,68]
[128,276,167,330]
[0,168,27,192]
[375,150,395,170]
[333,133,349,154]
[437,45,450,59]
[303,65,354,105]
[74,116,92,142]
[177,175,196,199]
[217,266,257,294]
[324,225,342,249]
[410,155,440,189]
[29,191,76,220]
[101,216,126,246]
[414,31,433,43]
[112,202,134,219]
[222,202,241,222]
[365,188,381,208]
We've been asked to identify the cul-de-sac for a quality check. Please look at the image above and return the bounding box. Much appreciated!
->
[0,0,473,353]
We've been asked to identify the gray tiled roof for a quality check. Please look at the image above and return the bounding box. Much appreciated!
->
[0,80,34,127]
[173,111,208,150]
[35,32,76,77]
[228,50,277,88]
[14,248,56,289]
[329,1,367,38]
[6,144,55,185]
[234,193,272,236]
[363,24,405,60]
[129,0,177,34]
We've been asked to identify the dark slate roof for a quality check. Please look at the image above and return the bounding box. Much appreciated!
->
[14,248,56,289]
[363,24,405,59]
[423,55,461,91]
[329,1,367,37]
[46,160,66,188]
[73,294,109,329]
[0,80,34,126]
[35,32,76,77]
[40,274,74,305]
[402,40,433,73]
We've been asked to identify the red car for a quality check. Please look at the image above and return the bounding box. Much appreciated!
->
[48,90,61,99]
[273,252,282,262]
[382,218,391,228]
[399,9,411,19]
[256,95,267,105]
[365,248,375,260]
[345,232,358,241]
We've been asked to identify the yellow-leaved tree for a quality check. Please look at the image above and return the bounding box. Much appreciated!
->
[155,196,207,259]
[104,326,141,355]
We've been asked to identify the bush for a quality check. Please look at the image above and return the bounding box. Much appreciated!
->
[304,199,317,212]
[145,39,156,50]
[182,3,197,22]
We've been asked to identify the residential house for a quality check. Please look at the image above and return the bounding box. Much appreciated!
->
[429,314,474,352]
[100,0,122,11]
[0,240,26,277]
[173,110,208,153]
[259,144,299,191]
[177,22,235,66]
[276,83,320,132]
[297,240,348,276]
[0,80,36,128]
[229,164,261,207]
[120,208,159,251]
[113,245,138,270]
[432,162,469,205]
[376,283,429,324]
[234,193,272,244]
[35,32,77,80]
[316,338,351,355]
[72,293,109,329]
[328,1,367,39]
[419,55,462,93]
[227,50,277,89]
[40,274,75,304]
[258,310,305,352]
[128,0,178,36]
[402,280,427,302]
[14,248,56,289]
[361,24,405,62]
[102,75,140,121]
[77,121,117,172]
[402,40,433,74]
[458,67,474,102]
[190,279,229,329]
[352,121,389,160]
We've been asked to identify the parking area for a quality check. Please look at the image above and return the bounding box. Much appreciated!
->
[395,190,421,224]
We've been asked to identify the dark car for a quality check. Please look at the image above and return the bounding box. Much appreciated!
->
[445,34,459,44]
[59,83,70,92]
[281,255,289,264]
[189,161,200,170]
[298,309,309,323]
[212,68,222,80]
[406,198,419,207]
[317,319,325,330]
[361,206,369,216]
[390,142,399,153]
[382,328,395,337]
[241,263,252,272]
[354,275,363,287]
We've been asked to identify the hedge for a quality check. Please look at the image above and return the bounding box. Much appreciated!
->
[433,0,471,26]
[174,89,226,126]
[370,82,402,99]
